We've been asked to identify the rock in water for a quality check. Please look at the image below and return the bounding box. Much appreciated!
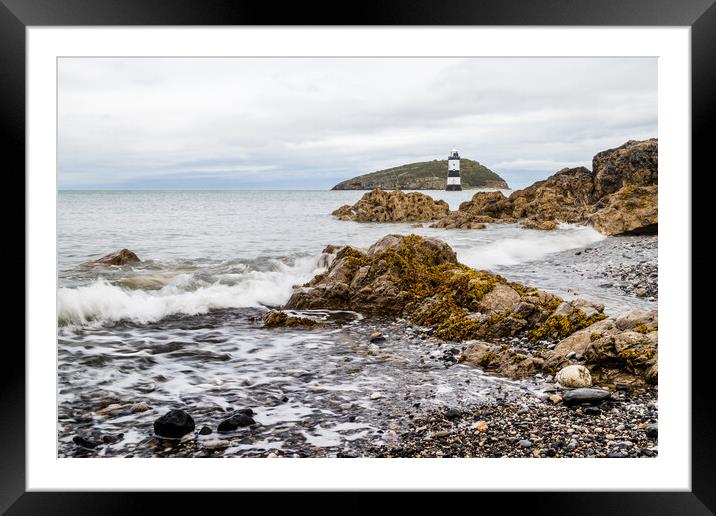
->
[331,189,450,222]
[288,234,607,347]
[153,409,195,438]
[217,412,256,432]
[561,388,611,406]
[82,248,140,267]
[263,310,322,328]
[555,365,593,388]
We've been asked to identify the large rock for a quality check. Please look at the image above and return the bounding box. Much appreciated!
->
[591,138,658,200]
[589,185,657,235]
[426,138,658,235]
[83,248,140,267]
[332,189,449,222]
[561,388,611,406]
[287,234,603,342]
[153,409,195,438]
[555,364,592,388]
[545,309,658,386]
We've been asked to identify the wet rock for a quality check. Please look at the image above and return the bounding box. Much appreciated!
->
[443,408,461,420]
[73,435,101,449]
[370,331,386,343]
[645,424,658,439]
[82,248,140,267]
[153,409,195,438]
[203,439,230,450]
[562,388,611,406]
[217,412,256,432]
[263,310,323,329]
[101,433,124,444]
[555,365,592,388]
[199,426,213,435]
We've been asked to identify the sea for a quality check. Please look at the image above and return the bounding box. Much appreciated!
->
[57,190,657,457]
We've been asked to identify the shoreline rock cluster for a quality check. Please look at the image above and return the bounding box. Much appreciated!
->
[331,139,658,236]
[280,233,657,387]
[332,189,449,223]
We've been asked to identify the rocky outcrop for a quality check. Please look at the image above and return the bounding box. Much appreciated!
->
[459,308,657,386]
[82,248,140,267]
[332,189,449,222]
[589,185,657,235]
[286,234,605,342]
[545,308,658,386]
[331,158,508,190]
[428,138,658,235]
[591,138,658,200]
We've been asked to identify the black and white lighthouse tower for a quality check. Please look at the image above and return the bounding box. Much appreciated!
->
[446,148,462,191]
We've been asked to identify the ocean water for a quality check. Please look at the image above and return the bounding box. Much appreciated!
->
[57,190,656,457]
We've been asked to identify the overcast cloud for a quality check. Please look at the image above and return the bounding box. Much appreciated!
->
[58,57,657,190]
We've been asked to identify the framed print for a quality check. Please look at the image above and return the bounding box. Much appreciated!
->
[5,0,713,512]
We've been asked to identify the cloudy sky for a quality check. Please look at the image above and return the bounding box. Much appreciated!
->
[58,57,657,190]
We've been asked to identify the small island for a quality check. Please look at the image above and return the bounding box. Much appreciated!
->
[331,158,509,190]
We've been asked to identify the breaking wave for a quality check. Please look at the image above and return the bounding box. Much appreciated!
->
[458,224,606,270]
[58,255,327,326]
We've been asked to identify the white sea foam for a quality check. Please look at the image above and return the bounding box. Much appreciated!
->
[57,255,324,326]
[457,224,606,270]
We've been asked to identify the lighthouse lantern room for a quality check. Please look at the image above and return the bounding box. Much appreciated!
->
[446,148,462,191]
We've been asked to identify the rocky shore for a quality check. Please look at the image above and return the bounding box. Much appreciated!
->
[331,139,658,237]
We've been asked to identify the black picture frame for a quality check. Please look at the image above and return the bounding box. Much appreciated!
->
[4,0,712,513]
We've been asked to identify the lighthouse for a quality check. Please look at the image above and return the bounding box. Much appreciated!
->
[446,148,462,191]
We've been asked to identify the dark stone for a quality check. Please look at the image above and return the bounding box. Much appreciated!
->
[545,448,557,457]
[370,335,386,343]
[562,388,611,406]
[199,426,212,435]
[645,424,658,439]
[153,409,195,438]
[583,406,600,416]
[444,408,461,420]
[73,435,101,449]
[281,396,289,403]
[217,413,256,432]
[101,433,124,444]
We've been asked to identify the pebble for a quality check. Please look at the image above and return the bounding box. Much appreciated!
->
[518,439,532,448]
[370,392,382,400]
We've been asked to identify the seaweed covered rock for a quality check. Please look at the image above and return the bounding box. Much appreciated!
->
[544,308,658,386]
[263,310,324,329]
[286,234,604,342]
[458,341,546,379]
[589,185,657,235]
[82,248,140,267]
[332,188,449,222]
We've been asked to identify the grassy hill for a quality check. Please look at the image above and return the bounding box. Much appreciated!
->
[331,159,509,190]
